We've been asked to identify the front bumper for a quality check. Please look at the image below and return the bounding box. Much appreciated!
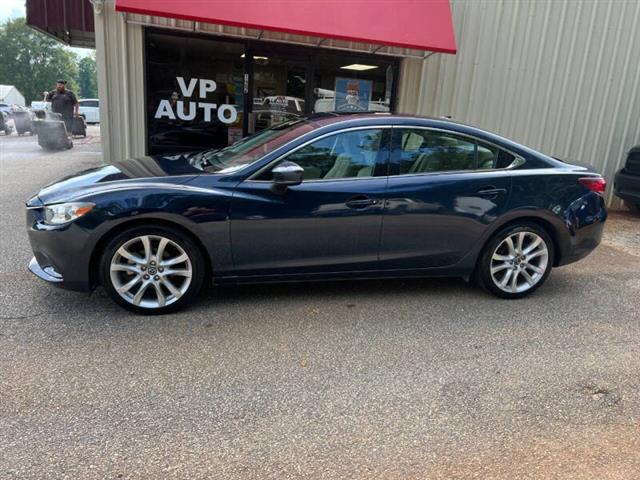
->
[28,256,64,283]
[26,207,94,291]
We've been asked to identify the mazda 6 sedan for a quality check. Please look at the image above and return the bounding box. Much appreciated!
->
[26,114,607,314]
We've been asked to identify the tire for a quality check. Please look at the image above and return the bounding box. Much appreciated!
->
[476,222,555,299]
[100,225,205,314]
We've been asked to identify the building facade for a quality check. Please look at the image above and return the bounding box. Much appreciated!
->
[28,0,640,207]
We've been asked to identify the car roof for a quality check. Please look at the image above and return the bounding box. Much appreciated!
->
[304,112,472,127]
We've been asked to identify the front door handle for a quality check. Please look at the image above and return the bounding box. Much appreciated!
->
[345,196,378,209]
[477,187,507,197]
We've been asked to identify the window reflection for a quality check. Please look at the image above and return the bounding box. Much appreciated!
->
[267,129,384,180]
[395,130,518,174]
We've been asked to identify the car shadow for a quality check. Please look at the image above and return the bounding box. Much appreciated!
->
[197,276,481,307]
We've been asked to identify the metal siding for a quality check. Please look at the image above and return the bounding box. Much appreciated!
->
[402,0,640,206]
[26,0,95,46]
[94,1,146,164]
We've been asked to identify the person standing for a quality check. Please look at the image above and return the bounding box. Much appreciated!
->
[44,80,79,135]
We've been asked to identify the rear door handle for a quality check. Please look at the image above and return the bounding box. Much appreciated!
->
[477,187,507,197]
[345,196,378,209]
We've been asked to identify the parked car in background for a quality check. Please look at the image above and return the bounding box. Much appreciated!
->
[253,96,305,130]
[0,110,13,135]
[26,114,607,314]
[78,98,100,124]
[30,101,50,111]
[614,146,640,210]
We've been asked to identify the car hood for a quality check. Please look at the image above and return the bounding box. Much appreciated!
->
[29,152,206,206]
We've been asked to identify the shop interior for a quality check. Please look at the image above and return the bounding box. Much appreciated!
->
[145,29,400,154]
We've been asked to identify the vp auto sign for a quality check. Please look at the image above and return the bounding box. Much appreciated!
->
[154,77,238,124]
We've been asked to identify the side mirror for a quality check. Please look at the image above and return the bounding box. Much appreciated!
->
[271,161,304,193]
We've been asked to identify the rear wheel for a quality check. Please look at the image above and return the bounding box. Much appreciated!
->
[476,223,554,299]
[100,226,205,314]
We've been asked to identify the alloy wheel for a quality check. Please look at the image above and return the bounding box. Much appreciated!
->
[109,234,192,309]
[489,231,549,294]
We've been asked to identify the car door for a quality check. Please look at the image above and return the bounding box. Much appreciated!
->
[230,127,391,277]
[378,127,515,270]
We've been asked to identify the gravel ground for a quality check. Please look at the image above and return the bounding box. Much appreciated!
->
[1,129,639,479]
[603,210,640,257]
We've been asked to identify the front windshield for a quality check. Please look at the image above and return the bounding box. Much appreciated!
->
[192,119,317,173]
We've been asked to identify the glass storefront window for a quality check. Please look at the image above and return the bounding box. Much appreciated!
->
[144,29,399,155]
[249,54,308,135]
[145,32,245,154]
[312,54,395,114]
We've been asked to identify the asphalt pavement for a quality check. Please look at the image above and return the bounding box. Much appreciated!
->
[1,128,639,479]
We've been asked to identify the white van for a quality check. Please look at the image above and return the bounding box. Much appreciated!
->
[78,98,100,124]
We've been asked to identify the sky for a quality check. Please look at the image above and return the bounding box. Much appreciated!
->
[0,0,24,22]
[0,0,93,58]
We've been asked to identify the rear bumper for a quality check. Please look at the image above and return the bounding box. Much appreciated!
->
[557,220,605,266]
[614,169,640,204]
[556,191,607,266]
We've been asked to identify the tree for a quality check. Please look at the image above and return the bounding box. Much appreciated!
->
[78,55,98,99]
[0,17,79,105]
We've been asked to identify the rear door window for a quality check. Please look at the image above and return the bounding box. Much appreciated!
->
[393,128,520,174]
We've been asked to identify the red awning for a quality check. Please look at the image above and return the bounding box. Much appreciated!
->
[115,0,457,54]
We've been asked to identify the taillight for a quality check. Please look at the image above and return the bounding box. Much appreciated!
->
[578,177,606,194]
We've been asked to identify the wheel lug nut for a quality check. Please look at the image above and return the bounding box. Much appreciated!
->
[143,274,149,280]
[150,261,156,266]
[154,275,159,281]
[141,266,146,271]
[158,267,164,272]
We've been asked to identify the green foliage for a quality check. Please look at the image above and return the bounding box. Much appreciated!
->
[0,17,82,104]
[78,55,98,98]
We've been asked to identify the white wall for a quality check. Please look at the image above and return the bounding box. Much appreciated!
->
[399,0,640,207]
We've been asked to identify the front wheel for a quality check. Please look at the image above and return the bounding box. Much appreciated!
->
[100,226,205,314]
[476,223,554,299]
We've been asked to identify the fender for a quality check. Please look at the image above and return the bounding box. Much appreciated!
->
[453,207,572,277]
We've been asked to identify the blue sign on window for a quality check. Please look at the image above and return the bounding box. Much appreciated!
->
[334,77,372,112]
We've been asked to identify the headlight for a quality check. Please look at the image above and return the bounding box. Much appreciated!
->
[44,202,95,225]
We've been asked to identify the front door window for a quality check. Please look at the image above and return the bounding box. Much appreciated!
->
[264,129,387,180]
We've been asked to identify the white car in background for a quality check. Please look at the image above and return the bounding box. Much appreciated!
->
[30,101,50,111]
[78,98,100,124]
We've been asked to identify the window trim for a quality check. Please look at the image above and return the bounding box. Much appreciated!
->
[247,125,393,183]
[389,126,526,178]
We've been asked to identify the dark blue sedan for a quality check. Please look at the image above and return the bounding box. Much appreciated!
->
[26,114,607,313]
